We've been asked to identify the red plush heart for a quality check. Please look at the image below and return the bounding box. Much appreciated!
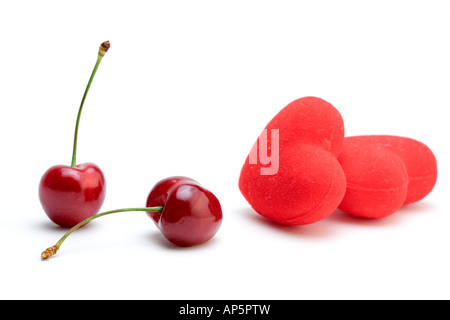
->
[239,96,347,225]
[338,135,437,218]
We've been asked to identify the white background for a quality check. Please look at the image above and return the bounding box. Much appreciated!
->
[1,0,449,300]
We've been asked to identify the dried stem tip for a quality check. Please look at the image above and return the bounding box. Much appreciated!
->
[41,245,59,260]
[98,41,110,57]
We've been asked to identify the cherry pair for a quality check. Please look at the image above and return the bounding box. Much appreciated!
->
[239,96,437,225]
[40,42,222,259]
[42,176,222,259]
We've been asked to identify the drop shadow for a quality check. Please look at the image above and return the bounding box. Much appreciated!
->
[328,200,437,226]
[145,231,220,251]
[398,201,437,215]
[36,219,97,234]
[325,209,403,227]
[236,200,436,239]
[146,232,181,250]
[238,207,339,239]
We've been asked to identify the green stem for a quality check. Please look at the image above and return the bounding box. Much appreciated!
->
[41,206,163,260]
[71,41,110,167]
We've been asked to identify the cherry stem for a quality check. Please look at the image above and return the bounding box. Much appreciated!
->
[71,41,110,167]
[41,206,163,260]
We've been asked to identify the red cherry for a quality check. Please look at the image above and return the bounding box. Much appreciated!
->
[39,41,110,227]
[146,176,222,246]
[145,176,199,224]
[41,177,223,259]
[39,163,106,228]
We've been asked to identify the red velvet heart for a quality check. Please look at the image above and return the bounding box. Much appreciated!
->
[239,96,347,225]
[338,135,437,218]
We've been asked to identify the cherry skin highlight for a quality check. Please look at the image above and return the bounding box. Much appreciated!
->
[147,176,222,246]
[39,163,106,228]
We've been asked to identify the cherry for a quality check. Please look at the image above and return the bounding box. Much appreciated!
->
[41,177,223,259]
[146,176,223,247]
[39,41,110,228]
[145,176,199,224]
[39,163,105,228]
